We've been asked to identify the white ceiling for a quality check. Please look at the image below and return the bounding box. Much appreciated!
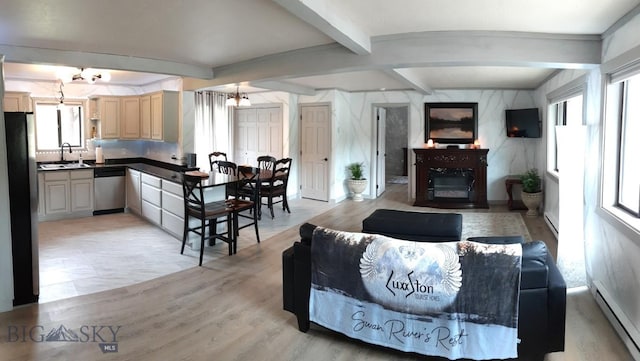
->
[1,0,639,92]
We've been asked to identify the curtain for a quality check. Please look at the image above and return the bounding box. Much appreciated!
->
[194,91,230,171]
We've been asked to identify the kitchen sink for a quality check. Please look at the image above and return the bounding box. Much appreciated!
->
[63,163,92,168]
[40,163,92,169]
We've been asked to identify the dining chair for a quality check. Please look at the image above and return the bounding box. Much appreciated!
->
[227,166,261,246]
[208,152,228,172]
[216,160,238,199]
[257,155,277,172]
[216,160,237,175]
[260,158,292,219]
[181,174,235,265]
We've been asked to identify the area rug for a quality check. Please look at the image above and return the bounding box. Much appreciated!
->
[387,176,408,184]
[460,212,532,241]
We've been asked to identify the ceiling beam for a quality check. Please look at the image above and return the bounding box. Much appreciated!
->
[183,31,601,91]
[386,68,434,95]
[250,80,317,95]
[0,44,214,79]
[273,0,371,55]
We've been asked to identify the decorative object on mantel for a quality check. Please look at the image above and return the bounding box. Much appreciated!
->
[56,67,111,84]
[226,86,251,107]
[426,139,435,148]
[519,168,542,216]
[346,162,367,202]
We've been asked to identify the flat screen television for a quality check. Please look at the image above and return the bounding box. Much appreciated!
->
[506,108,541,138]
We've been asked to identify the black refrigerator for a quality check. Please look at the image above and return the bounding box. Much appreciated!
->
[4,112,39,305]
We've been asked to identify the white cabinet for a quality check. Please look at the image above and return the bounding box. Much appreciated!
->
[70,170,94,212]
[161,180,184,239]
[88,91,178,141]
[3,92,32,112]
[91,97,120,139]
[141,173,162,225]
[120,96,141,139]
[126,169,141,214]
[140,95,152,139]
[44,172,70,215]
[40,170,94,221]
[150,91,179,142]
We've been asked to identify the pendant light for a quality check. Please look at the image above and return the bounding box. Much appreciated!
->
[226,87,251,107]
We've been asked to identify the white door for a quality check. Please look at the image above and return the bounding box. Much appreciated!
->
[256,107,283,159]
[376,107,386,197]
[234,108,258,165]
[234,106,282,166]
[300,104,330,201]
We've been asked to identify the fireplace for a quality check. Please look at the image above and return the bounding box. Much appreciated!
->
[414,148,488,208]
[429,168,475,200]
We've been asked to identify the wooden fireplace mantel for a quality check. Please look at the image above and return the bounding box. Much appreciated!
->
[413,148,489,208]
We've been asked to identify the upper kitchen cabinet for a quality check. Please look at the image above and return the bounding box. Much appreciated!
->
[90,97,120,139]
[3,91,32,112]
[121,96,141,139]
[140,95,152,139]
[150,91,179,142]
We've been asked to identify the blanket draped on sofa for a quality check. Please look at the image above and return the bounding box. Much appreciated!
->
[309,227,522,360]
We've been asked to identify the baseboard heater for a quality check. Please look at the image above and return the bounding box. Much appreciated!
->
[543,212,559,239]
[594,281,640,360]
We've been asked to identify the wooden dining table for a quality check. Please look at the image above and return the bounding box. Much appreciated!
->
[183,168,272,206]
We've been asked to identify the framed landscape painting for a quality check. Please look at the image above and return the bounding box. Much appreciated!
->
[425,102,478,144]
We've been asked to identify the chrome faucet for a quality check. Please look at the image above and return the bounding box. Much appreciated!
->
[60,142,72,161]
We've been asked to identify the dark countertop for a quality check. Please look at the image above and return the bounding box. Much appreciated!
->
[38,157,199,183]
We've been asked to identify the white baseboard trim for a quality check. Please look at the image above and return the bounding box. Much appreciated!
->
[594,280,640,360]
[544,211,559,239]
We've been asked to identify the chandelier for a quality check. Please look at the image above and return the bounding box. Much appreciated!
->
[226,87,251,107]
[56,67,111,84]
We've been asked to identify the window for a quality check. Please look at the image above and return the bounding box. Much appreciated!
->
[616,74,640,217]
[547,93,583,173]
[35,100,84,151]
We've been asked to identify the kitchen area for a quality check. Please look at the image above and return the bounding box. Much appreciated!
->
[2,66,211,304]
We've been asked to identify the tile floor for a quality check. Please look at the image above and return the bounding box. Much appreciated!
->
[37,196,337,303]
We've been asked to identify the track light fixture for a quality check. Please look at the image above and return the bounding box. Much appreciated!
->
[56,67,111,84]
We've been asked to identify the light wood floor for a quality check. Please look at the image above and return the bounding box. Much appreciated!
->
[0,184,633,360]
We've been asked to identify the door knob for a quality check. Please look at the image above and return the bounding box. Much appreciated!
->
[324,158,328,161]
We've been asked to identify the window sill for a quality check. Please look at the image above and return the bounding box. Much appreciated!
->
[597,205,640,243]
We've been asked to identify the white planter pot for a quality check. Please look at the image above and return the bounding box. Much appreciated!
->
[521,191,542,217]
[347,179,367,202]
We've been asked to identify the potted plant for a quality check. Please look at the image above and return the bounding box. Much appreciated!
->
[347,162,367,202]
[520,168,542,216]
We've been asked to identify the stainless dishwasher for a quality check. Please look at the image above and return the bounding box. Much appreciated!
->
[93,167,126,215]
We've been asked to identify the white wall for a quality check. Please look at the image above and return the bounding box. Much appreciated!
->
[583,11,640,346]
[0,58,16,312]
[532,9,640,352]
[533,69,589,235]
[346,89,538,202]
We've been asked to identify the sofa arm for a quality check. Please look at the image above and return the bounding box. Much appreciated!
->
[282,246,295,313]
[546,252,567,352]
[293,241,312,332]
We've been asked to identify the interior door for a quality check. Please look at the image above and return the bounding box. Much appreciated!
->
[234,108,257,166]
[376,107,386,197]
[234,106,282,166]
[300,104,330,201]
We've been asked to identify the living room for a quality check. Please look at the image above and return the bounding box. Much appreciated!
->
[2,1,640,360]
